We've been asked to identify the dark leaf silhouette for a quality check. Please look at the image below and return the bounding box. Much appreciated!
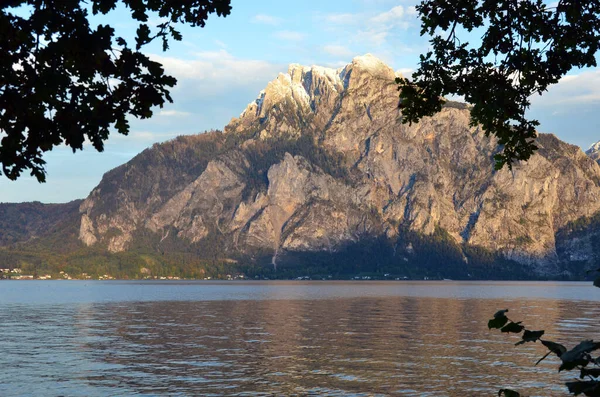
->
[501,322,524,334]
[489,309,510,329]
[560,341,600,372]
[0,0,232,181]
[536,340,567,366]
[515,330,544,346]
[581,368,600,380]
[399,1,600,169]
[498,389,521,397]
[566,381,600,396]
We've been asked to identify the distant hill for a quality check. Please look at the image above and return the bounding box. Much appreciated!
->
[0,200,81,247]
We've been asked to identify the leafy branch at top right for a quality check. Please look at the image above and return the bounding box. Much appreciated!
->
[397,0,600,170]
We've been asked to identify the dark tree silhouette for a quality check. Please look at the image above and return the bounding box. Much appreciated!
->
[397,1,600,169]
[0,0,231,182]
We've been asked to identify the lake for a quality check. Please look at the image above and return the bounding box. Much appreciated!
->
[1,281,599,396]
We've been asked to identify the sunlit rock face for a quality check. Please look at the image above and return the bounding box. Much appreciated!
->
[76,54,600,273]
[587,141,600,163]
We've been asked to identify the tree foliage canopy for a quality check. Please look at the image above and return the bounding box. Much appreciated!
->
[397,0,600,169]
[0,0,231,181]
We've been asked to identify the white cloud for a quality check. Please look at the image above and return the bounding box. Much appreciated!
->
[395,67,414,77]
[323,60,351,69]
[252,14,283,25]
[274,30,306,41]
[370,5,417,30]
[370,5,405,24]
[214,39,227,49]
[106,130,180,143]
[323,44,354,57]
[323,13,360,24]
[531,70,600,107]
[320,4,419,48]
[356,0,410,3]
[149,50,282,92]
[141,50,284,139]
[356,29,389,47]
[158,110,191,117]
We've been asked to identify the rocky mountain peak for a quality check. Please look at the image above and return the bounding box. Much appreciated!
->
[230,54,397,139]
[587,141,600,163]
[349,53,393,75]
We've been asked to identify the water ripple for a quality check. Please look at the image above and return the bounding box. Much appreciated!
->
[1,282,599,396]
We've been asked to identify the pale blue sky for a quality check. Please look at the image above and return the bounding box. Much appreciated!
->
[2,0,599,203]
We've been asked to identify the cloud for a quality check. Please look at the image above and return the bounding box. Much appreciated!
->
[323,45,354,57]
[355,30,390,47]
[274,30,306,41]
[320,4,419,48]
[109,130,184,143]
[252,14,283,25]
[355,0,410,3]
[370,5,405,24]
[214,39,227,49]
[323,13,360,24]
[149,50,282,91]
[370,5,418,30]
[395,67,414,77]
[527,70,600,150]
[531,70,600,107]
[157,110,191,117]
[323,60,350,69]
[140,50,284,135]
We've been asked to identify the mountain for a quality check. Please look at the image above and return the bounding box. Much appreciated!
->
[0,200,81,247]
[3,54,600,279]
[587,141,600,163]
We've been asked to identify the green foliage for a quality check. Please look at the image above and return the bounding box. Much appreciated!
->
[0,244,256,280]
[0,222,538,280]
[398,1,600,169]
[0,200,81,246]
[0,0,231,181]
[275,225,535,280]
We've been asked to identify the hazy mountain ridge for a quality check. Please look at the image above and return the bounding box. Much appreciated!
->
[0,200,82,247]
[3,55,600,278]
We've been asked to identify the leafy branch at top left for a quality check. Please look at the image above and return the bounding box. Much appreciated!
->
[0,0,232,182]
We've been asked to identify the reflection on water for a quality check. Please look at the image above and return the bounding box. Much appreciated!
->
[0,282,599,396]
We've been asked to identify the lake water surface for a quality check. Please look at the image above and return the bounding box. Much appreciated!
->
[1,281,599,396]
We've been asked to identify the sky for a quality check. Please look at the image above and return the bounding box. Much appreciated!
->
[1,0,599,203]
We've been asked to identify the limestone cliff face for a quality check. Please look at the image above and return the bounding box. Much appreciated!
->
[77,54,600,272]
